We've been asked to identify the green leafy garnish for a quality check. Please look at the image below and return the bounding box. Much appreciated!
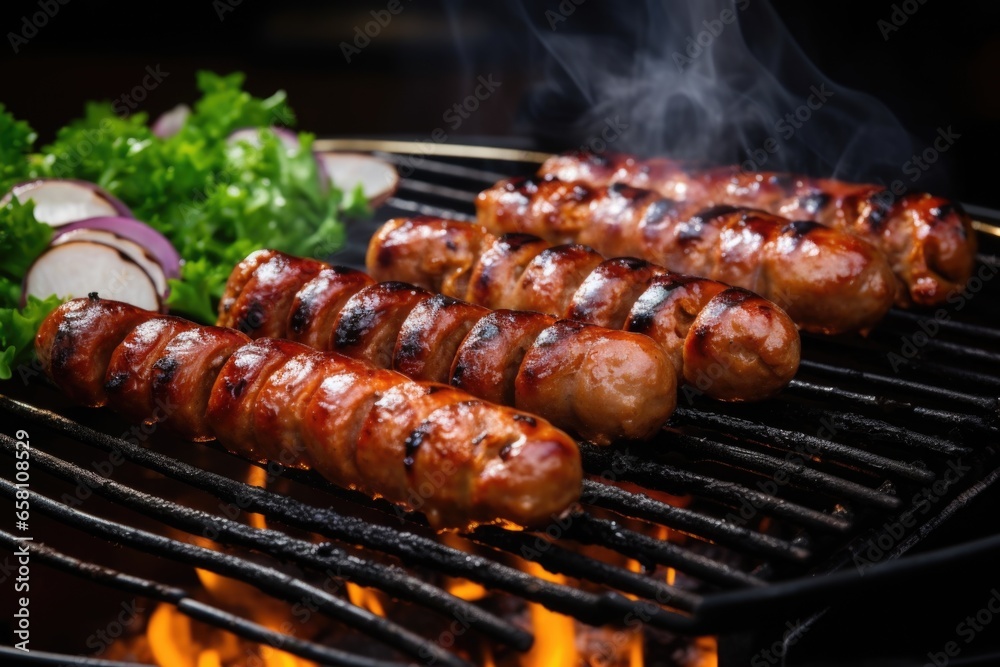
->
[0,71,359,378]
[0,199,58,380]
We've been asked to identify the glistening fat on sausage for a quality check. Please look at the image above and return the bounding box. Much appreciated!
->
[36,296,583,529]
[367,217,800,402]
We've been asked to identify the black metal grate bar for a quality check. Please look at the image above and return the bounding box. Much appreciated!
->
[396,179,485,203]
[0,532,410,667]
[579,480,810,562]
[0,396,698,630]
[271,462,767,590]
[663,432,901,510]
[797,359,998,413]
[672,408,935,483]
[787,379,996,433]
[372,150,512,183]
[383,197,475,222]
[0,472,471,667]
[577,443,852,533]
[462,525,700,610]
[880,309,1000,342]
[0,434,530,651]
[769,407,972,457]
[0,645,153,667]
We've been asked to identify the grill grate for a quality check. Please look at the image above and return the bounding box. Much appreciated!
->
[1,141,999,666]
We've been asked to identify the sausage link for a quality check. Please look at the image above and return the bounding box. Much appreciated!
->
[477,177,895,334]
[367,218,800,401]
[516,320,677,444]
[450,310,556,406]
[35,294,155,407]
[224,253,327,337]
[37,297,582,529]
[287,267,375,349]
[150,326,251,441]
[105,316,196,423]
[222,250,677,444]
[540,150,977,307]
[333,282,433,368]
[394,295,490,384]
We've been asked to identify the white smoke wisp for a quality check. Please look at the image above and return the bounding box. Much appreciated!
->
[511,0,919,184]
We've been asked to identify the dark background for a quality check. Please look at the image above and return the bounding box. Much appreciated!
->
[0,0,997,206]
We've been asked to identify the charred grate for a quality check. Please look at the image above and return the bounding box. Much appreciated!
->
[0,140,998,666]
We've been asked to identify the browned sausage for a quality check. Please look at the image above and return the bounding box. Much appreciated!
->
[150,326,251,441]
[367,218,800,401]
[35,294,154,407]
[394,295,490,384]
[477,177,895,334]
[222,251,678,444]
[36,297,582,529]
[105,316,195,423]
[539,150,977,307]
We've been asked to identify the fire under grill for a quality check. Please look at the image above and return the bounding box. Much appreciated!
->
[1,141,999,667]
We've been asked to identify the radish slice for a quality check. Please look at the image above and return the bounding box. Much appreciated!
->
[54,217,181,280]
[51,229,169,298]
[152,104,190,139]
[228,126,301,153]
[24,241,162,312]
[314,152,398,207]
[1,180,133,227]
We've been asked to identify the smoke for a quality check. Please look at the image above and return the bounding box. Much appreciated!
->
[508,0,920,184]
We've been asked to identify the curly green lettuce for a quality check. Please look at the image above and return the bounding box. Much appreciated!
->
[0,71,366,377]
[0,199,58,380]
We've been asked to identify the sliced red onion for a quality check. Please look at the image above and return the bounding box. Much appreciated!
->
[314,152,399,207]
[151,103,191,139]
[53,217,181,280]
[1,179,133,228]
[52,228,169,298]
[24,241,162,312]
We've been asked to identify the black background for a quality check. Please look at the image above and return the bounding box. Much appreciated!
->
[0,0,997,206]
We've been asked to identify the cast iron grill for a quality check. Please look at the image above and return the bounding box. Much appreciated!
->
[1,141,998,666]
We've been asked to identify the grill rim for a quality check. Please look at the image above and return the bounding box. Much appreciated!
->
[1,139,998,664]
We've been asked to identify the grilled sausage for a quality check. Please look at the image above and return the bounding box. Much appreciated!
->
[539,150,977,307]
[223,251,677,444]
[36,296,582,529]
[105,316,196,424]
[368,217,800,402]
[476,177,896,334]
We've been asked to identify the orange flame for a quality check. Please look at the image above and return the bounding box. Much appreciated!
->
[521,562,578,667]
[693,637,719,667]
[441,533,488,601]
[345,583,387,618]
